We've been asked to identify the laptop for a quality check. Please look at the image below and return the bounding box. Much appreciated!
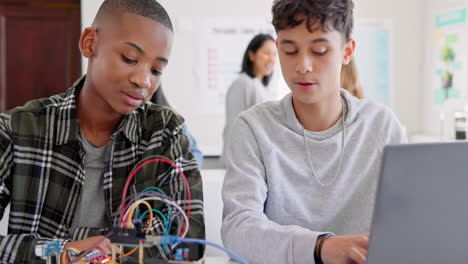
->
[367,142,468,264]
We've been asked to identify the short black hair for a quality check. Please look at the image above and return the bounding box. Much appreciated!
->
[272,0,354,39]
[96,0,173,31]
[241,34,275,87]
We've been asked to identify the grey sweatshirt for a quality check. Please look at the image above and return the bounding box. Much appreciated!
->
[221,89,407,264]
[223,73,274,159]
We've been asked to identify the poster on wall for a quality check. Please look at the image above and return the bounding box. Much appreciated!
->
[353,19,393,107]
[433,8,467,107]
[193,17,276,115]
[173,16,283,156]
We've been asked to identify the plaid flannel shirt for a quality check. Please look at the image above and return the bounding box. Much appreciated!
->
[0,77,205,263]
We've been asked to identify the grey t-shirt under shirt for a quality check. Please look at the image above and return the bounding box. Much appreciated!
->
[70,133,109,231]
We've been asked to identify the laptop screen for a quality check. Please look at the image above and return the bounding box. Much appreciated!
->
[367,142,468,263]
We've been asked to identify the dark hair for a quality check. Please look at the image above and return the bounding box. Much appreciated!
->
[96,0,173,31]
[272,0,354,40]
[241,34,275,87]
[151,86,170,107]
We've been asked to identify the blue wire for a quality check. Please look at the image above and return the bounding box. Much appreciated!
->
[141,190,174,234]
[166,208,172,234]
[141,187,168,197]
[135,188,167,220]
[160,236,248,264]
[139,209,169,234]
[134,190,182,235]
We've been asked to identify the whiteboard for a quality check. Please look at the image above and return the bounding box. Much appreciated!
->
[183,17,279,114]
[166,16,288,156]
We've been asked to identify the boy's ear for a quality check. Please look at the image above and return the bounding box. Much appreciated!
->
[79,27,98,59]
[343,39,356,65]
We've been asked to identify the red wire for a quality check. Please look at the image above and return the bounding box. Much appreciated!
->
[119,158,192,235]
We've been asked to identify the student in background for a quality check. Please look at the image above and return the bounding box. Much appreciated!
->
[221,0,406,263]
[0,0,204,261]
[222,33,277,159]
[151,87,204,168]
[341,58,364,99]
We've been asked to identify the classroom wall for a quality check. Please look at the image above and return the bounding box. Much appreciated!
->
[81,0,426,155]
[354,0,425,137]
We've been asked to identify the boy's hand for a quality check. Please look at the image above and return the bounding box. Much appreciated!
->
[320,233,369,264]
[63,235,113,256]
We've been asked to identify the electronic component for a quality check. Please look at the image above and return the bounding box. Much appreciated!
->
[110,227,147,247]
[35,240,61,258]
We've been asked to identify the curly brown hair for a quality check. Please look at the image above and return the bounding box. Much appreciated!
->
[272,0,354,39]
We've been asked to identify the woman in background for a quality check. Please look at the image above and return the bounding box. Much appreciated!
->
[341,58,364,99]
[152,87,204,168]
[222,33,277,160]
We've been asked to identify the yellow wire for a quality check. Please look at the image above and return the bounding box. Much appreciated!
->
[124,246,139,257]
[124,200,154,257]
[127,200,153,233]
[65,201,156,261]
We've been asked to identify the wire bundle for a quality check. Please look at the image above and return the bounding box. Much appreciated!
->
[118,155,192,257]
[119,155,191,233]
[63,155,249,264]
